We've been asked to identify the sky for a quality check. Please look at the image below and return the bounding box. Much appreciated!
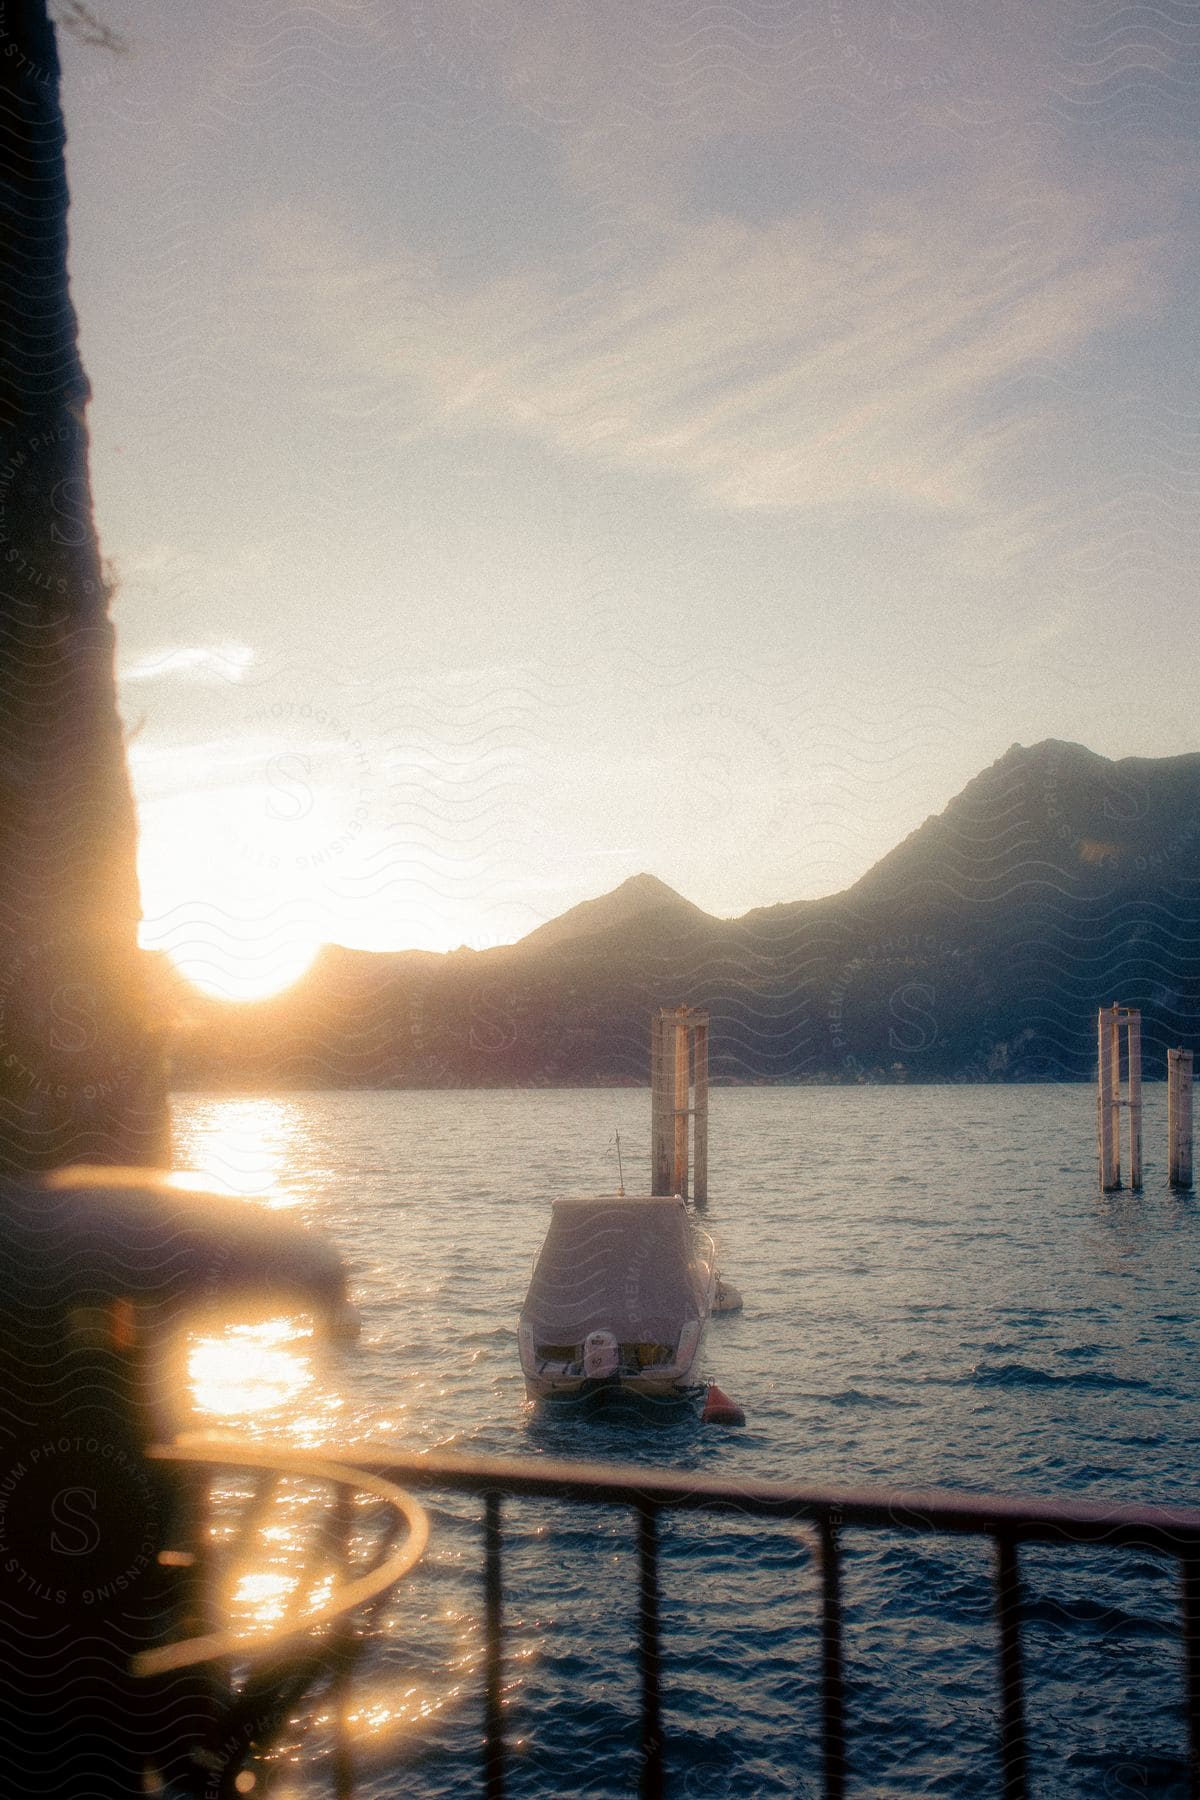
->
[56,1,1200,997]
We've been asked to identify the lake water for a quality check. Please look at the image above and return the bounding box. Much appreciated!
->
[172,1085,1200,1799]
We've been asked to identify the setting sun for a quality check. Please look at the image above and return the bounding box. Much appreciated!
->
[136,853,323,1000]
[156,926,321,1003]
[131,734,358,999]
[126,723,544,993]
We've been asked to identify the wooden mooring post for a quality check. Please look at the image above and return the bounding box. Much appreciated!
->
[1096,1005,1143,1192]
[650,1006,709,1203]
[1167,1048,1194,1191]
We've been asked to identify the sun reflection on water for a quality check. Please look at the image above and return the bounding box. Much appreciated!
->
[188,1318,315,1419]
[319,1612,492,1760]
[194,1475,484,1779]
[170,1096,307,1203]
[231,1569,296,1627]
[166,1095,501,1779]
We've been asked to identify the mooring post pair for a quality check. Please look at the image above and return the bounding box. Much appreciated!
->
[1097,1006,1193,1191]
[650,1006,708,1203]
[1097,1005,1141,1192]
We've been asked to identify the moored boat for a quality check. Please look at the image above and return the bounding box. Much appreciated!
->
[518,1193,717,1400]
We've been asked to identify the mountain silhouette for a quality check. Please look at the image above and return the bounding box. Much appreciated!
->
[517,873,711,952]
[165,741,1200,1087]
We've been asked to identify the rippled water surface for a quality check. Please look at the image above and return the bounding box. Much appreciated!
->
[172,1085,1200,1798]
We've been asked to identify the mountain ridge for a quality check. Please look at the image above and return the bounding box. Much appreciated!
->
[516,872,712,952]
[164,739,1200,1087]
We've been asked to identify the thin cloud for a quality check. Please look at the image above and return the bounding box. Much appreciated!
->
[120,642,257,684]
[238,178,1168,522]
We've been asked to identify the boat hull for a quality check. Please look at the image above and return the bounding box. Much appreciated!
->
[528,1374,702,1414]
[518,1313,708,1403]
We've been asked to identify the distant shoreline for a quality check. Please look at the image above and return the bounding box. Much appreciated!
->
[167,1074,1116,1095]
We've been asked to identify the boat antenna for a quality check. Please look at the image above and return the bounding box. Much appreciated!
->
[612,1130,626,1196]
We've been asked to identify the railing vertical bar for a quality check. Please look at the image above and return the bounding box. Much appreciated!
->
[818,1513,846,1800]
[1182,1552,1200,1800]
[484,1491,506,1800]
[330,1631,357,1800]
[637,1501,664,1800]
[994,1533,1028,1800]
[330,1484,356,1800]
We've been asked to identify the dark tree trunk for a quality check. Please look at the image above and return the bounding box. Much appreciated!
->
[0,0,168,1169]
[0,18,354,1794]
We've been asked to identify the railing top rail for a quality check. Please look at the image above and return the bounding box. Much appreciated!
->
[173,1441,1200,1554]
[139,1442,430,1678]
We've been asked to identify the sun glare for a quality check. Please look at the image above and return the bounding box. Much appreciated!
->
[131,739,350,1000]
[129,731,531,989]
[164,933,320,1002]
[169,1097,305,1199]
[189,1319,314,1420]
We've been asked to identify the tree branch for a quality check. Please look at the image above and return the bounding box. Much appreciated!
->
[51,2,128,54]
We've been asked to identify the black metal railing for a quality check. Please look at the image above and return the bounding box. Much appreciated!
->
[351,1447,1200,1800]
[160,1441,1200,1799]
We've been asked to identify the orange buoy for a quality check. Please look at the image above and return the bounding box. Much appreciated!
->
[702,1382,746,1426]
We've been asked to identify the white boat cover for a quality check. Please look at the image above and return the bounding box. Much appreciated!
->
[520,1195,709,1347]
